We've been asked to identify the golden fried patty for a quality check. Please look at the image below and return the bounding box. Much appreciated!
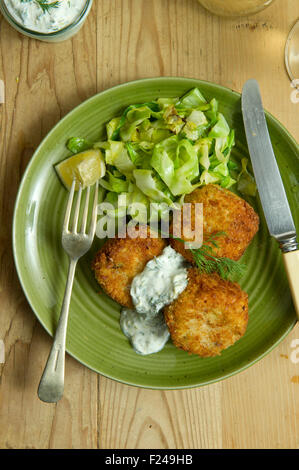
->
[92,226,166,308]
[169,184,259,263]
[164,268,248,357]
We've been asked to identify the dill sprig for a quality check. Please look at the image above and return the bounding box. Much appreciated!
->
[156,225,246,280]
[190,248,246,280]
[35,0,60,13]
[175,231,246,280]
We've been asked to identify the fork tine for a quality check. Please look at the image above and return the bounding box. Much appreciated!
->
[72,183,82,232]
[63,179,76,232]
[88,180,99,236]
[80,185,90,234]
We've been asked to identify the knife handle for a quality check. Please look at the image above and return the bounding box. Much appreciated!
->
[283,250,299,319]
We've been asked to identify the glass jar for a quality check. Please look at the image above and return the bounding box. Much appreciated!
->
[0,0,93,43]
[197,0,275,17]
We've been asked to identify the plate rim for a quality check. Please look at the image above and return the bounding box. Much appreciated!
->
[12,76,298,389]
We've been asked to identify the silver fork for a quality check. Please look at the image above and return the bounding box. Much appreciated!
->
[38,179,98,403]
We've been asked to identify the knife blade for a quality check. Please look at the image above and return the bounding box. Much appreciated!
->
[242,79,297,247]
[242,79,299,317]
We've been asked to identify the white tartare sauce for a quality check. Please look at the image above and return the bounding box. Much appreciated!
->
[120,309,170,357]
[120,246,189,356]
[5,0,87,33]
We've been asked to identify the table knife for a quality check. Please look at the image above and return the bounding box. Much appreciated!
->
[242,79,299,318]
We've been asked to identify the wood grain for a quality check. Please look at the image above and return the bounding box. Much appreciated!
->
[0,0,298,449]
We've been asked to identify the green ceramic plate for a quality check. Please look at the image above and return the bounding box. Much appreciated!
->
[13,77,299,389]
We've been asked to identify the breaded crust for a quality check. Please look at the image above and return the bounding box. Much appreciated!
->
[92,226,166,308]
[164,268,248,357]
[170,184,259,262]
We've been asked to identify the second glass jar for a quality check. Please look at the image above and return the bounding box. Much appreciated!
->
[197,0,275,17]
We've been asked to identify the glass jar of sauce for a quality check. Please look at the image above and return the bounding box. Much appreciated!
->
[197,0,275,17]
[0,0,93,42]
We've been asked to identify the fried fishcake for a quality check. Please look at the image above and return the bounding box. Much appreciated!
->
[92,226,166,308]
[169,184,259,263]
[164,268,248,357]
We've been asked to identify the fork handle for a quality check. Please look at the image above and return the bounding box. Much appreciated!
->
[38,258,77,403]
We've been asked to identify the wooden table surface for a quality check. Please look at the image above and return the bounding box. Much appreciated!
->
[0,0,299,450]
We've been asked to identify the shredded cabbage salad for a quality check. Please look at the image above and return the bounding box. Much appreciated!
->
[66,88,255,222]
